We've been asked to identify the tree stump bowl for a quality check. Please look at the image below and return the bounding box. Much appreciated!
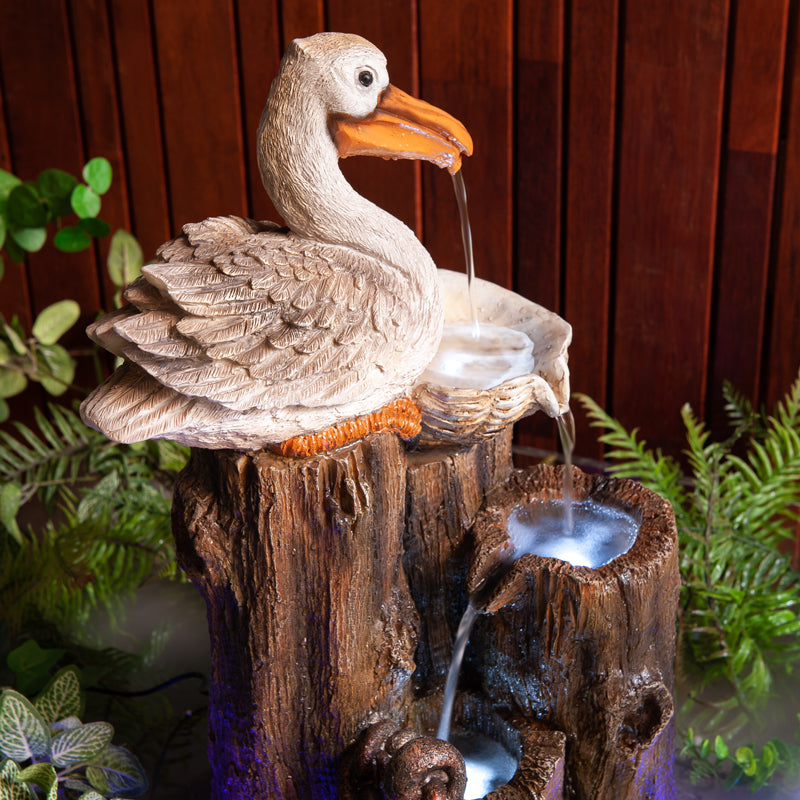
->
[467,465,680,800]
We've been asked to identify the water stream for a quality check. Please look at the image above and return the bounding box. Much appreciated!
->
[452,170,479,339]
[556,408,576,534]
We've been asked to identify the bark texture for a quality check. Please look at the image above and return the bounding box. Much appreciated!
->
[172,435,418,800]
[468,466,680,800]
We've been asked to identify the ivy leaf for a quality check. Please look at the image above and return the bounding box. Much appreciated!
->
[6,641,65,698]
[51,722,114,767]
[0,483,23,546]
[0,170,22,202]
[85,745,147,796]
[6,185,46,229]
[78,218,111,239]
[54,226,91,253]
[32,300,80,345]
[106,230,143,288]
[0,691,51,761]
[82,158,112,196]
[37,344,76,396]
[34,668,83,725]
[9,228,46,254]
[0,369,27,399]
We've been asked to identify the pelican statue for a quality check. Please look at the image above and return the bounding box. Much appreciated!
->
[80,32,472,454]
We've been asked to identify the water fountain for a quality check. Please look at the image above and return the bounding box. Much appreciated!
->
[80,32,678,800]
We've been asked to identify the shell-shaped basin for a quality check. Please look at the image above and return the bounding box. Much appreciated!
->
[413,269,572,446]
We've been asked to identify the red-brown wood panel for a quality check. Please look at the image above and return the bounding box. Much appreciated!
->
[512,0,565,455]
[563,0,619,460]
[766,7,800,406]
[328,0,420,234]
[612,0,729,456]
[151,0,248,228]
[280,0,325,47]
[235,0,282,223]
[0,0,102,336]
[709,0,789,436]
[0,77,31,330]
[419,0,513,289]
[108,0,172,258]
[68,0,132,310]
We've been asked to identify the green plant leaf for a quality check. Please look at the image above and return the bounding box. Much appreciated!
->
[106,230,143,289]
[70,185,101,219]
[0,691,51,761]
[3,238,25,265]
[32,300,80,346]
[37,170,78,219]
[0,482,23,546]
[0,215,6,250]
[0,369,26,400]
[77,218,111,239]
[0,775,34,800]
[2,324,27,357]
[6,642,65,698]
[0,170,22,202]
[53,226,91,253]
[85,745,147,796]
[6,185,46,229]
[34,668,83,725]
[82,158,112,195]
[0,399,9,424]
[37,345,76,396]
[8,228,46,254]
[17,763,56,795]
[51,722,113,768]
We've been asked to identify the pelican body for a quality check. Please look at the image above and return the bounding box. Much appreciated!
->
[80,33,471,451]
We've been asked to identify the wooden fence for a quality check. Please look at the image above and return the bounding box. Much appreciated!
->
[1,0,799,461]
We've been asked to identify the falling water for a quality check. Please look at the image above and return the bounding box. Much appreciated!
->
[556,408,576,534]
[436,599,479,742]
[452,170,480,338]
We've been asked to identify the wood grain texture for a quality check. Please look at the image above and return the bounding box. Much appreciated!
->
[0,0,101,346]
[235,0,283,222]
[419,0,513,289]
[68,0,131,308]
[563,0,618,460]
[108,0,172,259]
[708,0,789,435]
[151,0,248,226]
[329,0,420,234]
[279,0,325,46]
[766,5,800,407]
[172,436,417,800]
[612,0,728,455]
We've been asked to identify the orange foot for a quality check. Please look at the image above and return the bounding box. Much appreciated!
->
[275,397,422,458]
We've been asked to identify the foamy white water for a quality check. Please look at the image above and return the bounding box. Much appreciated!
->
[506,499,639,568]
[451,732,518,799]
[421,323,535,390]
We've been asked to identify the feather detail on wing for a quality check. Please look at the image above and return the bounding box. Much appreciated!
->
[93,216,410,413]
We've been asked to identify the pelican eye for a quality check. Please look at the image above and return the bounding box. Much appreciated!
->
[358,70,374,87]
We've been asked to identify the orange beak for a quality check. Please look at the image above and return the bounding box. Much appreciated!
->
[330,84,473,174]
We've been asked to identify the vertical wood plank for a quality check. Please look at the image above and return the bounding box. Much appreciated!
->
[0,0,102,335]
[108,0,172,258]
[327,0,419,233]
[766,6,800,406]
[234,0,282,222]
[151,0,248,227]
[279,0,325,47]
[709,0,790,435]
[512,0,565,454]
[68,0,132,309]
[563,0,619,460]
[612,0,729,455]
[419,0,513,291]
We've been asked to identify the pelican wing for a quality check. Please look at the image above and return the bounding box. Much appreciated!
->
[90,216,410,412]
